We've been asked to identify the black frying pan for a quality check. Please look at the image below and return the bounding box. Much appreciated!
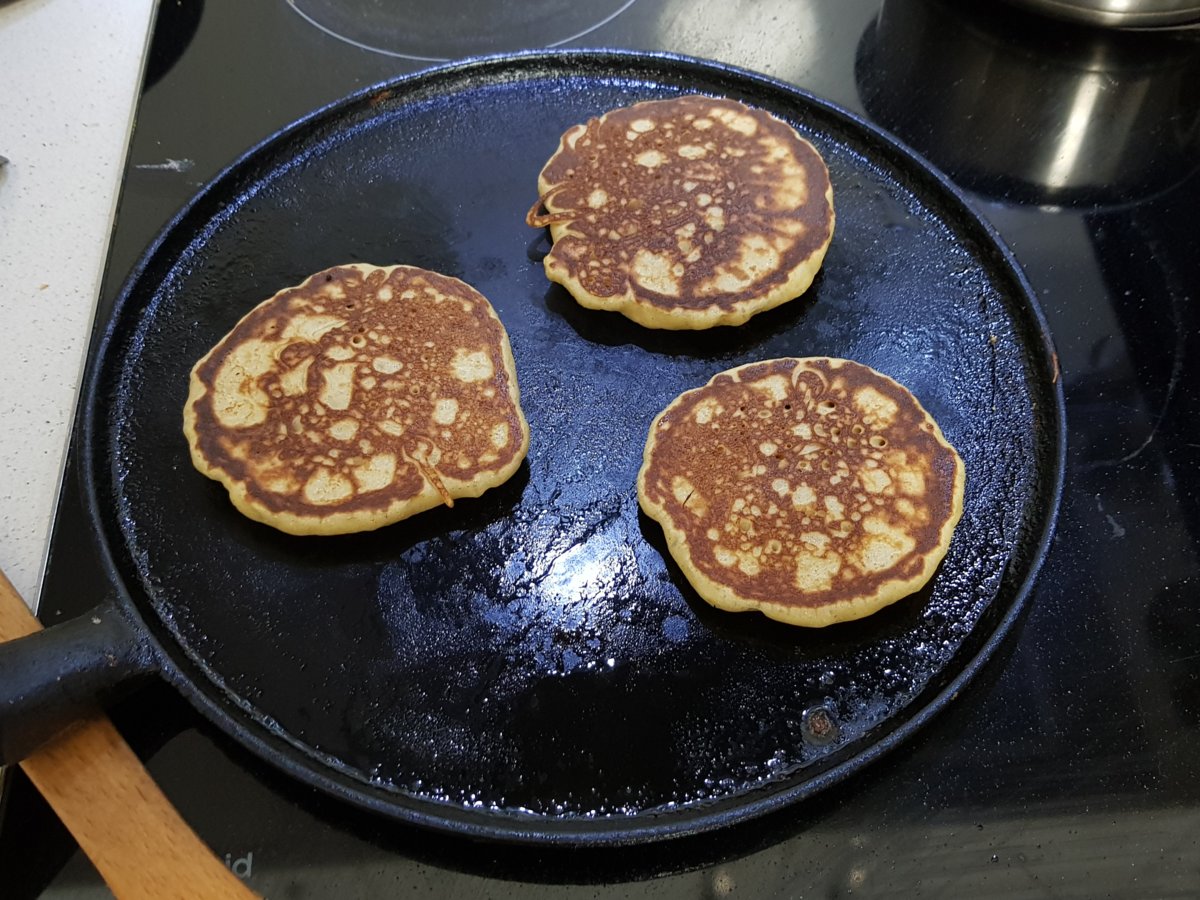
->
[0,51,1065,846]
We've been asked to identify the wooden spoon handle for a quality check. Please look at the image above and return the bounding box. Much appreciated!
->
[0,568,259,899]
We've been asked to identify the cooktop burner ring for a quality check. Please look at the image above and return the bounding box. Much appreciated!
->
[286,0,640,61]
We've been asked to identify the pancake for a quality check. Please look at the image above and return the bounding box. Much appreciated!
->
[527,95,835,330]
[183,263,530,536]
[637,358,965,627]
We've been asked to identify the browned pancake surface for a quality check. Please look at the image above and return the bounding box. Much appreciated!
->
[528,95,835,329]
[637,358,965,626]
[184,264,529,535]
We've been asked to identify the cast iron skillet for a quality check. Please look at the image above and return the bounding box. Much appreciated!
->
[0,51,1065,846]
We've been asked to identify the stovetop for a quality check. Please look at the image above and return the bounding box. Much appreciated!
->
[4,0,1200,896]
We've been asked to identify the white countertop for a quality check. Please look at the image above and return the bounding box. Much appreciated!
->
[0,0,156,609]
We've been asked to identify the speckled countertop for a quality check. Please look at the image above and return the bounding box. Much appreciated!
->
[0,0,155,607]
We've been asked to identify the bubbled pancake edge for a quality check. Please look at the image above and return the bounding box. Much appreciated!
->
[636,358,966,627]
[182,263,531,536]
[533,95,836,331]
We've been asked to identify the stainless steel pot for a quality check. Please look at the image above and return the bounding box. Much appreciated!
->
[1003,0,1200,28]
[856,0,1200,208]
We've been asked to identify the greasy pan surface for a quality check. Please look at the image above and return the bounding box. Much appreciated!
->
[86,51,1064,844]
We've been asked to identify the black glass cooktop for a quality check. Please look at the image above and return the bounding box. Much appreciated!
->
[4,0,1200,895]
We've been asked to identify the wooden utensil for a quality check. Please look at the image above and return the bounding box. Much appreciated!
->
[0,567,258,899]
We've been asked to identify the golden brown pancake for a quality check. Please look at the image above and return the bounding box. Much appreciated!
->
[527,95,835,330]
[183,263,530,536]
[637,358,965,627]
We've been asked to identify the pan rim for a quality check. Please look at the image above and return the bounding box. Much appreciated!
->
[79,47,1068,846]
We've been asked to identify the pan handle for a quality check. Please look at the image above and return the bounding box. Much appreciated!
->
[0,595,159,766]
